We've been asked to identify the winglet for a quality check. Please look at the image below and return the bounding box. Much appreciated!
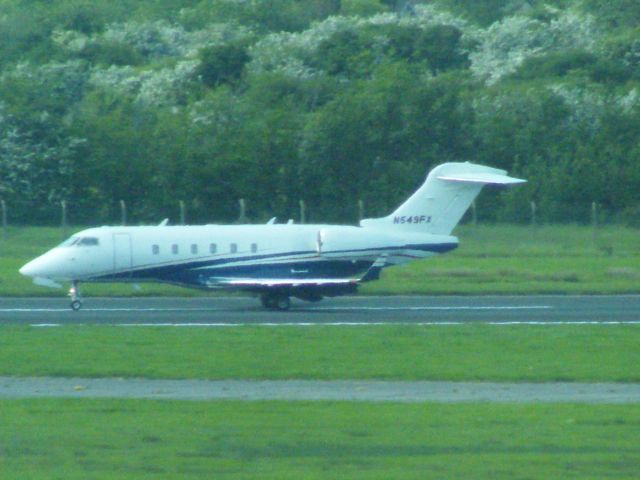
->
[359,255,388,282]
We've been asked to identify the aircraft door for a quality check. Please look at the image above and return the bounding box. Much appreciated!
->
[113,233,132,273]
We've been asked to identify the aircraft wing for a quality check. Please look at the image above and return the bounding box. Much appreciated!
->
[207,255,388,289]
[208,277,357,288]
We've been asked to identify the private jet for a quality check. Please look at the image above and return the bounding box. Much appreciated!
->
[19,162,525,310]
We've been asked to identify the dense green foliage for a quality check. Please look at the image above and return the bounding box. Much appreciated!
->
[1,0,640,225]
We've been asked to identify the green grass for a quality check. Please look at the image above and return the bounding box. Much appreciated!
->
[1,325,639,381]
[1,399,639,479]
[365,224,640,294]
[2,224,640,296]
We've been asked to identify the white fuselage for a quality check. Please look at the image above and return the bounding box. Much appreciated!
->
[20,224,458,288]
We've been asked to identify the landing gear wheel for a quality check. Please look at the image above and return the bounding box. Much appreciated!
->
[260,293,291,311]
[69,281,82,311]
[260,293,276,309]
[275,296,291,311]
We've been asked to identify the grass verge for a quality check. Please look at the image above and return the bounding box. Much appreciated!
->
[365,224,640,294]
[1,399,639,479]
[1,325,639,381]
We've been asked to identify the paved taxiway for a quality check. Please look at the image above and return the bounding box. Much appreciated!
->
[0,295,639,325]
[2,377,639,403]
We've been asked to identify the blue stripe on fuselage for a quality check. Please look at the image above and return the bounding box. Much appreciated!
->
[101,258,371,286]
[91,242,457,287]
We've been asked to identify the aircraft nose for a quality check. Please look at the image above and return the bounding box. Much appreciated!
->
[20,255,57,278]
[19,259,38,278]
[19,250,74,280]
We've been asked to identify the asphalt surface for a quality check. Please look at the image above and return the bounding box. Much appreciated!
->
[2,377,639,403]
[0,295,639,325]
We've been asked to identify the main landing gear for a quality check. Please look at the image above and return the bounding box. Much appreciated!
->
[260,292,291,311]
[69,281,82,311]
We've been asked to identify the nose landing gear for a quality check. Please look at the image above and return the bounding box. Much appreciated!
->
[69,281,82,311]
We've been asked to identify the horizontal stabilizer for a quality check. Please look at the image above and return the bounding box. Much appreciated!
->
[437,172,526,185]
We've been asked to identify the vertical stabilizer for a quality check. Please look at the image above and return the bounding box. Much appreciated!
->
[360,162,525,235]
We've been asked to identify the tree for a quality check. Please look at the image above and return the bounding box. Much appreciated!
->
[0,104,85,224]
[299,65,473,222]
[341,0,388,17]
[470,11,599,84]
[414,24,468,74]
[70,93,158,223]
[513,50,632,85]
[581,0,640,29]
[197,42,250,88]
[311,28,382,78]
[513,50,599,80]
[600,28,640,80]
[435,0,524,27]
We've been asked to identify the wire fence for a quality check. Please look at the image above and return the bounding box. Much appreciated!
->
[2,195,610,234]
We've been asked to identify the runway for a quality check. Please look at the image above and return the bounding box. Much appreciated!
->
[0,295,639,325]
[2,377,640,403]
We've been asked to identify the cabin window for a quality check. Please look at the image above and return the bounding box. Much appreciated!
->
[172,244,179,254]
[78,237,99,246]
[152,245,160,255]
[209,243,217,254]
[230,243,238,254]
[191,244,198,255]
[251,243,258,254]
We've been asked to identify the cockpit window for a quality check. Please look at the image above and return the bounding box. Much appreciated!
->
[58,237,79,248]
[58,236,100,248]
[77,237,100,246]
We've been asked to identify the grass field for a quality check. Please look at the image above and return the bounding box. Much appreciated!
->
[1,399,639,479]
[1,324,639,382]
[2,224,640,296]
[1,324,639,479]
[367,224,640,294]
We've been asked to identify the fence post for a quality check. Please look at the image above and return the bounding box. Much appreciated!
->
[1,200,6,239]
[61,200,68,237]
[237,198,247,223]
[471,200,477,228]
[530,201,537,227]
[179,200,186,225]
[591,201,598,246]
[358,199,364,223]
[120,200,127,226]
[299,200,306,224]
